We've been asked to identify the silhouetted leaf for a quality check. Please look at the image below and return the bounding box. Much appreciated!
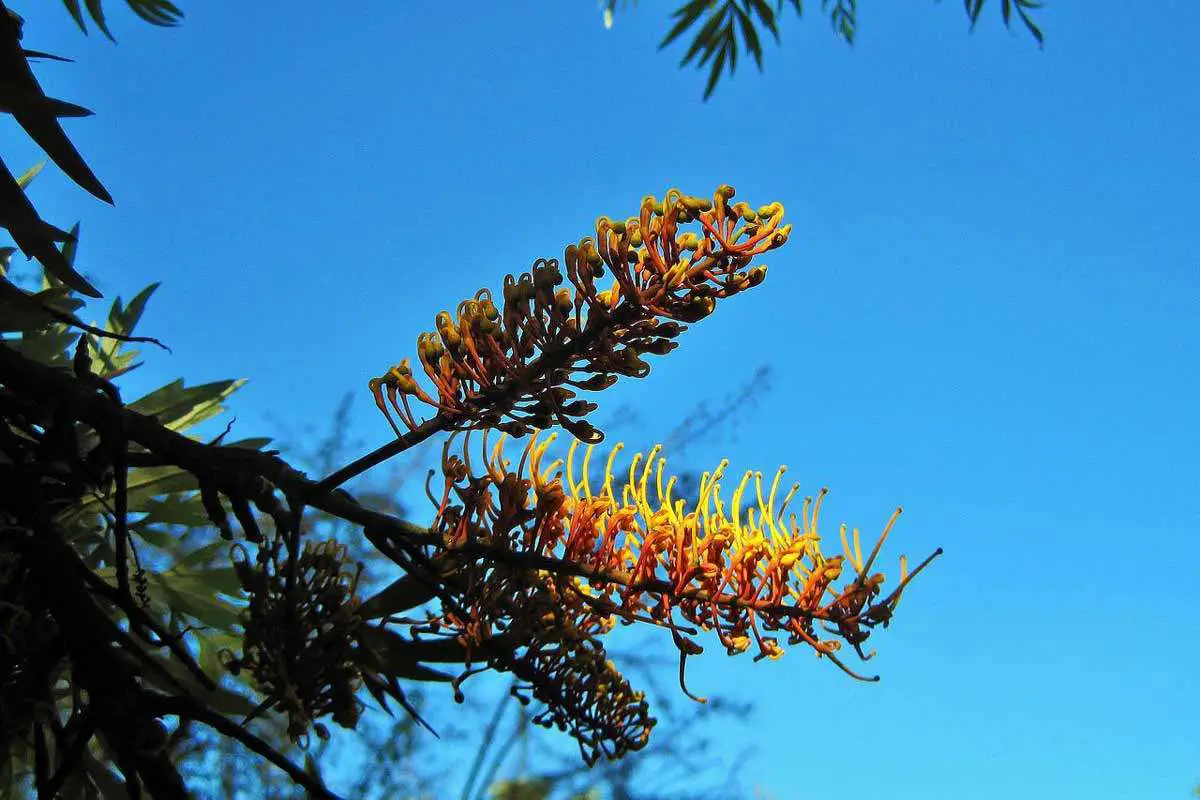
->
[659,0,710,50]
[358,625,456,683]
[735,6,764,70]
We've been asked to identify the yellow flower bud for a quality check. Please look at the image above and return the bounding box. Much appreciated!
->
[731,201,756,222]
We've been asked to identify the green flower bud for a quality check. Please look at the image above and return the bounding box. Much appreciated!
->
[757,202,782,219]
[731,201,756,222]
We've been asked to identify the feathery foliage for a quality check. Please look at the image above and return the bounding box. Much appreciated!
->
[0,4,948,796]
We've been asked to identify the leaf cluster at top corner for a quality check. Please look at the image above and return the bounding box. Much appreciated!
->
[58,0,183,40]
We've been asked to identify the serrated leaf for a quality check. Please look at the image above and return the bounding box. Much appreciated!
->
[106,281,158,336]
[127,378,244,432]
[99,281,159,367]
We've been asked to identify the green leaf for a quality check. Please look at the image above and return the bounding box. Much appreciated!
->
[15,162,45,189]
[69,465,201,520]
[145,567,243,630]
[5,319,76,365]
[83,0,115,39]
[127,377,245,432]
[97,281,159,370]
[680,3,728,67]
[489,779,553,800]
[703,42,728,99]
[360,574,439,619]
[735,5,764,70]
[659,0,712,50]
[134,494,214,530]
[176,539,233,569]
[59,0,89,33]
[358,626,455,683]
[747,0,779,41]
[226,436,274,451]
[127,0,184,26]
[141,642,261,717]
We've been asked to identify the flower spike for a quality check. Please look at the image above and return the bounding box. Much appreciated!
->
[370,185,790,444]
[411,431,941,738]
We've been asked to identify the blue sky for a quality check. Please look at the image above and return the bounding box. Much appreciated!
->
[6,1,1199,798]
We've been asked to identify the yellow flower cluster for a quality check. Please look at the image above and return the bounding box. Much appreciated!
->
[426,430,940,693]
[370,185,790,444]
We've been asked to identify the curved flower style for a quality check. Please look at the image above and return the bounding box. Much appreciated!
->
[423,430,941,693]
[369,185,791,444]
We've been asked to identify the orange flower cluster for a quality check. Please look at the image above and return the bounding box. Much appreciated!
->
[425,564,654,766]
[369,185,790,443]
[425,431,940,689]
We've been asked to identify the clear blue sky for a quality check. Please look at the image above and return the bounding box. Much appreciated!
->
[7,1,1198,798]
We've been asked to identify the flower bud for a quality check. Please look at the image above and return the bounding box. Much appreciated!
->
[639,338,677,356]
[563,418,604,443]
[574,374,617,391]
[757,202,783,219]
